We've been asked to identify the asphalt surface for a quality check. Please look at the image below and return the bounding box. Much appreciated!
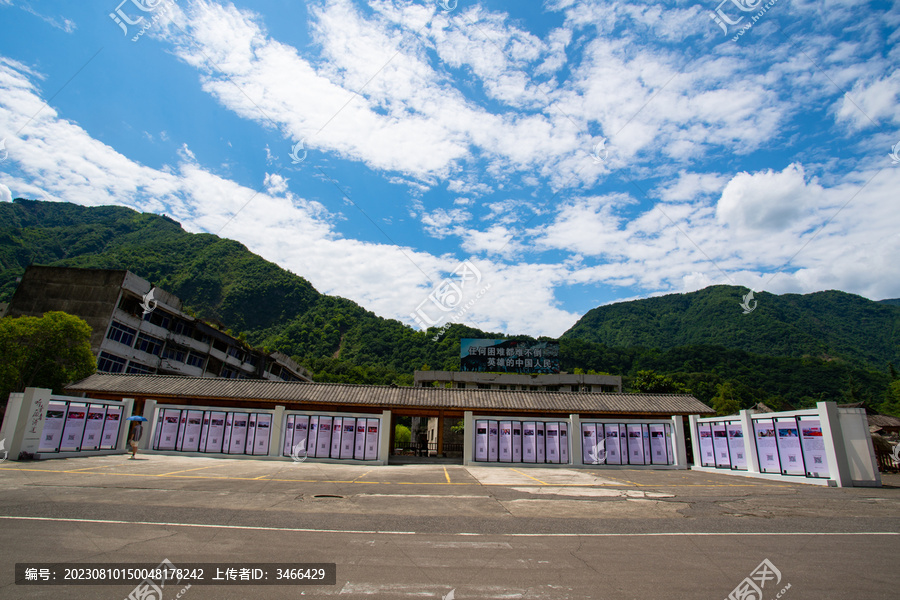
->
[0,454,898,599]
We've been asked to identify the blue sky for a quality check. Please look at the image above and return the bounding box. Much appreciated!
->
[0,0,898,337]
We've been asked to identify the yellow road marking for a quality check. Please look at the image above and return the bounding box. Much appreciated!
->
[158,465,224,476]
[354,470,373,482]
[509,468,549,485]
[63,465,120,472]
[443,467,452,484]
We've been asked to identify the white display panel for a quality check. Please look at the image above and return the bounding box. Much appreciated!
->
[726,423,746,470]
[307,416,319,458]
[181,411,204,452]
[39,402,68,453]
[245,415,258,454]
[605,425,621,465]
[649,424,668,465]
[82,405,107,451]
[522,421,536,463]
[354,419,366,459]
[60,403,88,451]
[535,422,545,463]
[559,423,569,464]
[775,419,804,475]
[641,425,651,465]
[340,418,356,459]
[698,424,715,467]
[498,421,513,463]
[175,412,188,451]
[627,424,644,465]
[155,409,181,451]
[512,422,523,463]
[582,423,597,464]
[283,415,296,456]
[316,416,333,458]
[205,412,227,453]
[293,415,310,458]
[487,421,499,462]
[711,423,730,468]
[364,418,380,461]
[545,422,560,464]
[330,417,344,458]
[198,412,210,453]
[253,414,272,455]
[474,420,488,462]
[799,418,829,478]
[100,405,122,450]
[228,414,249,454]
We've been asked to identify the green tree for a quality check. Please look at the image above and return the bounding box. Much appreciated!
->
[394,424,411,444]
[628,370,686,393]
[0,312,96,412]
[710,382,741,416]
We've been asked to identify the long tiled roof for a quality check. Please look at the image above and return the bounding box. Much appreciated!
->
[66,373,715,416]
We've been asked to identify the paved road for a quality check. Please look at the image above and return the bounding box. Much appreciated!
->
[1,455,897,599]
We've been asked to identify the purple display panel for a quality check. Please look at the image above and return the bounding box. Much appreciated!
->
[605,425,621,465]
[228,414,249,454]
[499,421,513,463]
[39,402,69,453]
[330,417,344,458]
[340,418,356,459]
[306,416,319,458]
[649,424,667,465]
[205,412,227,453]
[512,422,523,463]
[641,425,652,465]
[798,418,829,478]
[535,422,545,463]
[474,420,488,462]
[253,414,272,455]
[292,415,310,459]
[82,405,107,451]
[60,403,88,451]
[156,409,181,451]
[522,421,537,463]
[698,423,714,467]
[364,418,380,461]
[545,422,560,464]
[198,412,210,453]
[626,424,644,465]
[775,419,804,475]
[100,405,122,450]
[354,419,366,459]
[711,423,730,468]
[180,411,204,452]
[175,412,188,451]
[581,423,597,464]
[487,420,499,462]
[726,423,746,470]
[559,422,569,464]
[245,415,258,455]
[283,415,296,456]
[316,416,332,458]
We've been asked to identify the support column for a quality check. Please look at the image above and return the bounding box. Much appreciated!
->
[570,414,582,466]
[270,405,285,457]
[380,410,391,464]
[672,415,688,469]
[437,410,445,457]
[140,399,157,450]
[739,410,759,474]
[688,415,701,469]
[818,401,853,487]
[463,411,474,465]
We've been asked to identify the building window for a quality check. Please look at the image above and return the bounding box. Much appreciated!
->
[477,383,490,389]
[172,319,192,336]
[143,310,171,330]
[126,362,154,374]
[456,383,466,389]
[227,346,244,361]
[163,346,186,363]
[98,352,126,373]
[221,367,240,379]
[186,352,205,369]
[134,333,164,356]
[571,385,579,392]
[106,322,137,347]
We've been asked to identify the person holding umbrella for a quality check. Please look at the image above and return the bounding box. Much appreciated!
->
[126,416,147,459]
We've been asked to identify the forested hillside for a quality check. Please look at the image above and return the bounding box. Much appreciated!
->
[1,199,898,416]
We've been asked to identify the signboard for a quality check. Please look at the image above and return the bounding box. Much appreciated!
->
[545,422,560,464]
[499,421,512,463]
[753,420,778,472]
[254,414,271,455]
[726,423,746,470]
[228,414,249,454]
[60,403,88,451]
[156,410,181,451]
[487,421,499,462]
[82,405,107,451]
[364,418,380,461]
[649,424,668,465]
[582,423,597,464]
[512,422,522,463]
[711,423,730,468]
[175,412,188,451]
[293,415,310,458]
[181,411,204,452]
[100,405,122,450]
[799,418,829,478]
[627,424,644,464]
[559,422,569,464]
[206,412,227,453]
[522,421,536,463]
[460,339,560,374]
[474,420,488,462]
[198,412,210,453]
[354,419,366,460]
[331,417,344,458]
[221,412,234,452]
[535,422,545,463]
[316,417,332,458]
[39,402,68,453]
[283,415,295,456]
[775,419,804,475]
[340,419,356,459]
[307,416,320,458]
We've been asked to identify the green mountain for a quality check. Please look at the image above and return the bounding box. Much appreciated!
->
[1,199,897,415]
[563,286,900,369]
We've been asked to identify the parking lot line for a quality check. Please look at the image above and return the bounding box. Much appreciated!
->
[509,468,549,485]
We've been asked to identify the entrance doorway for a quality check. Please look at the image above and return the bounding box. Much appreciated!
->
[389,412,464,464]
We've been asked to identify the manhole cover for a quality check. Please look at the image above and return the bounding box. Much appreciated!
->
[313,494,344,499]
